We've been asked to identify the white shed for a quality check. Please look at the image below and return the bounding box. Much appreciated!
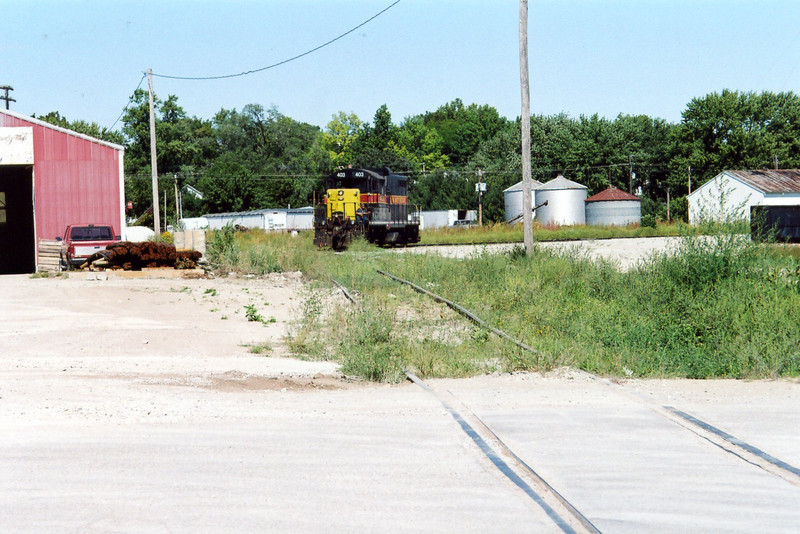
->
[688,170,800,224]
[420,210,476,229]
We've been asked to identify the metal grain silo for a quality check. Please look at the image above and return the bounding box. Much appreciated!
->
[534,175,587,226]
[585,187,641,226]
[503,179,542,223]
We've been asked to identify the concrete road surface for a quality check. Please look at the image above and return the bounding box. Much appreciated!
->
[1,273,799,532]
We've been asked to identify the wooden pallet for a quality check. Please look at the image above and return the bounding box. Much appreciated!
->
[37,239,63,272]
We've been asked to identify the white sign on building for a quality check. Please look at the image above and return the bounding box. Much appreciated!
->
[0,127,34,165]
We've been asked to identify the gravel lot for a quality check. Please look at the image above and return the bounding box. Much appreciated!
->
[399,236,682,270]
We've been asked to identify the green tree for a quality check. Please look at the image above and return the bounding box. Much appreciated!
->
[349,104,410,170]
[410,168,474,211]
[121,89,218,218]
[423,99,507,166]
[206,104,328,211]
[321,111,364,167]
[198,153,257,214]
[34,111,124,145]
[390,115,450,173]
[673,89,800,189]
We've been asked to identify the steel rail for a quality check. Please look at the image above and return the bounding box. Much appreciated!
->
[405,371,599,534]
[377,269,546,358]
[328,277,596,531]
[664,406,800,484]
[331,278,362,309]
[376,271,800,487]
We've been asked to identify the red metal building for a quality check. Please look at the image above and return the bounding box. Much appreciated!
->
[0,109,125,274]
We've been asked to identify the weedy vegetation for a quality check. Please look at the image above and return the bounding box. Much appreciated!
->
[208,223,800,382]
[244,342,273,355]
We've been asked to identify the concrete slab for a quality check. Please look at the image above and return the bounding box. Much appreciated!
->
[622,378,800,470]
[438,373,800,533]
[2,384,561,533]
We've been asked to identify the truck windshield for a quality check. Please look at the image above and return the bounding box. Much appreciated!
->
[70,226,113,241]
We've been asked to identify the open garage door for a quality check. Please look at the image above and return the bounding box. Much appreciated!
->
[0,166,35,274]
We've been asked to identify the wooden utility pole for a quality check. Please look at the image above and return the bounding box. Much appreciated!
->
[476,168,484,226]
[688,165,692,194]
[0,85,15,110]
[174,174,180,228]
[666,187,671,223]
[519,0,533,254]
[628,154,633,193]
[147,69,161,234]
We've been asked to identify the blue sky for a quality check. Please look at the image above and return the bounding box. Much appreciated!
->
[2,0,799,131]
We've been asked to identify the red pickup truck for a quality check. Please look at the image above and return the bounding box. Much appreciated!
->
[59,224,120,268]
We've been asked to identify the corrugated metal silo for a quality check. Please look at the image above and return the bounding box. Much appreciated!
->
[585,187,641,226]
[534,175,587,226]
[503,179,542,223]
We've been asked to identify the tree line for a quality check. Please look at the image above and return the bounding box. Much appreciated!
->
[35,89,800,225]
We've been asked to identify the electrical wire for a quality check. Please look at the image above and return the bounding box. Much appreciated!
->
[122,160,675,182]
[108,73,147,131]
[151,1,401,81]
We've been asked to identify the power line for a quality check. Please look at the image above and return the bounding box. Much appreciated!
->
[108,73,147,131]
[124,172,326,181]
[151,1,401,81]
[123,160,675,182]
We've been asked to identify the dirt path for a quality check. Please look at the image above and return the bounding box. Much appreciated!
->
[0,272,340,392]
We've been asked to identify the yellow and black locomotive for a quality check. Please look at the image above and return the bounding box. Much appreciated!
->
[314,167,420,249]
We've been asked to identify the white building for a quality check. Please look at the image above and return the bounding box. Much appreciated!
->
[688,170,800,224]
[203,207,313,231]
[420,210,477,229]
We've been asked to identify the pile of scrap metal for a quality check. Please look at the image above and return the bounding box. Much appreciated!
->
[79,242,203,271]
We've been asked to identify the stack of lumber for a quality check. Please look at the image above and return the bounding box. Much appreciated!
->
[37,240,63,272]
[84,242,202,271]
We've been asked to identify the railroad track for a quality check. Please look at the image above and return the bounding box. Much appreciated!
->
[332,274,800,533]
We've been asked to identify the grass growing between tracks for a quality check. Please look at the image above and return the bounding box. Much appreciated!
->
[210,227,800,382]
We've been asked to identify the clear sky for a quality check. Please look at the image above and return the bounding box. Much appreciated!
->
[2,0,799,131]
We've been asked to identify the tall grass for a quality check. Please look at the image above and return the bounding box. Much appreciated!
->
[371,233,800,379]
[212,225,800,381]
[206,228,324,276]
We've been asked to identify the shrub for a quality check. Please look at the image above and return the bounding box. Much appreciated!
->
[205,225,239,271]
[338,306,405,383]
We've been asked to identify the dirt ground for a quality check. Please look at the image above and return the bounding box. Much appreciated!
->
[0,271,341,390]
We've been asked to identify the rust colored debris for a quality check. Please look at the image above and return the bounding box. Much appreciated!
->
[82,242,202,270]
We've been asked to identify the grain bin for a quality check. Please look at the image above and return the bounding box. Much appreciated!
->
[534,175,588,226]
[503,179,543,223]
[585,187,641,226]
